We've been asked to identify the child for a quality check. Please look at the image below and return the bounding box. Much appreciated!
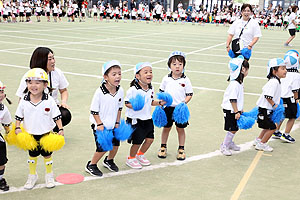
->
[273,51,300,142]
[158,51,193,160]
[125,62,165,169]
[254,58,287,152]
[220,56,249,156]
[15,68,64,189]
[0,81,11,191]
[93,5,98,21]
[86,60,123,176]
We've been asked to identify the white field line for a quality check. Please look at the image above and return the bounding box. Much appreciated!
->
[2,122,299,194]
[0,63,261,96]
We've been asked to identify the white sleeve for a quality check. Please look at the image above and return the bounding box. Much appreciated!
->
[262,80,276,98]
[16,74,27,98]
[124,87,133,102]
[228,82,239,100]
[58,70,69,90]
[159,76,167,92]
[2,108,12,125]
[252,21,262,38]
[15,100,25,120]
[227,20,238,35]
[118,88,124,109]
[90,89,100,113]
[185,77,193,95]
[50,98,61,120]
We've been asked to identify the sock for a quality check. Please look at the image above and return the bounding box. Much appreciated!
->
[275,130,279,133]
[0,169,4,180]
[28,156,37,175]
[137,150,144,156]
[44,157,53,174]
[161,144,167,148]
[284,132,289,136]
[223,132,234,146]
[178,146,184,150]
[128,156,135,159]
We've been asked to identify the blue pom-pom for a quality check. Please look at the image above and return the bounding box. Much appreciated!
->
[237,115,256,130]
[296,103,300,119]
[172,103,190,124]
[157,92,173,107]
[129,94,145,111]
[242,107,258,120]
[241,48,252,59]
[228,49,236,58]
[152,106,168,128]
[114,119,134,141]
[271,100,285,124]
[96,129,114,151]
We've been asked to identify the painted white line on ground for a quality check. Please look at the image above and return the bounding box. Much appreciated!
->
[3,121,299,194]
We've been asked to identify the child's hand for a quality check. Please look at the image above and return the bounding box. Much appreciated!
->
[97,125,104,131]
[273,104,278,109]
[159,100,167,106]
[115,124,119,129]
[58,129,64,136]
[235,112,240,120]
[15,128,21,135]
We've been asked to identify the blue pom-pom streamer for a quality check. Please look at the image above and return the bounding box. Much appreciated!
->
[172,103,190,124]
[96,129,114,151]
[129,94,145,111]
[237,115,256,130]
[296,103,300,119]
[242,107,258,120]
[228,49,236,58]
[271,99,285,124]
[152,106,168,128]
[157,92,173,107]
[114,119,134,141]
[241,48,252,59]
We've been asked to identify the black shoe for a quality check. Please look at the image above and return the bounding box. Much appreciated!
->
[85,161,103,177]
[103,156,119,172]
[0,178,9,191]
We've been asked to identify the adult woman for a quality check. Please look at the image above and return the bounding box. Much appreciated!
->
[16,47,71,131]
[226,4,261,60]
[284,5,298,46]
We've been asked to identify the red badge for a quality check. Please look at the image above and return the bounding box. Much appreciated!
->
[45,108,50,112]
[181,83,185,87]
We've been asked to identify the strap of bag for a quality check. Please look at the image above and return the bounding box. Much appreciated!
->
[238,18,251,39]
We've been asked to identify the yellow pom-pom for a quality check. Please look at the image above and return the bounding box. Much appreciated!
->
[16,128,38,151]
[4,123,18,146]
[40,132,65,152]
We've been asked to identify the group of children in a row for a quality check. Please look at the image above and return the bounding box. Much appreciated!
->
[220,50,300,156]
[0,51,193,191]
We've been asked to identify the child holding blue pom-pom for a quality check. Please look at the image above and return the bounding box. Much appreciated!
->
[254,58,287,152]
[86,60,124,176]
[220,56,249,156]
[125,62,166,169]
[273,50,300,143]
[158,51,193,161]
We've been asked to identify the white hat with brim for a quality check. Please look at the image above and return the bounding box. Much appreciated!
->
[25,68,48,82]
[229,55,244,81]
[102,60,121,76]
[168,51,186,60]
[284,51,299,69]
[267,58,285,75]
[134,62,152,74]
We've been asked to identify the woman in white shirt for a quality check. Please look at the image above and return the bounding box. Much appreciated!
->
[285,5,299,46]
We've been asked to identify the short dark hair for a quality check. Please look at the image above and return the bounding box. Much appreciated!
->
[167,55,186,68]
[241,4,253,12]
[29,47,53,72]
[292,5,298,12]
[227,59,250,83]
[267,66,279,79]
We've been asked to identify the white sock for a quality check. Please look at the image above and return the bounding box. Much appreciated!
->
[284,132,289,136]
[275,130,279,133]
[223,132,234,146]
[0,175,3,180]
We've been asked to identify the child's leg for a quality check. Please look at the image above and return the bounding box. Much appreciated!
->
[107,146,118,160]
[176,127,185,147]
[24,150,39,190]
[261,129,276,143]
[129,144,141,158]
[139,138,153,154]
[161,127,172,145]
[285,118,296,134]
[91,151,106,164]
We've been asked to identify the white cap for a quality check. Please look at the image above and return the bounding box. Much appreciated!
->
[228,55,244,81]
[284,50,299,69]
[102,60,121,76]
[267,58,285,75]
[134,62,152,74]
[168,51,186,60]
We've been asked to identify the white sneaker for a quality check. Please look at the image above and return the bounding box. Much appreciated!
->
[253,138,261,146]
[126,158,142,169]
[45,172,55,188]
[255,142,273,152]
[136,154,151,166]
[24,174,38,190]
[220,144,232,156]
[229,142,240,151]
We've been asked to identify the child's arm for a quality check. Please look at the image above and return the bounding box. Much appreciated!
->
[184,96,192,104]
[115,110,121,129]
[93,114,104,131]
[4,126,10,134]
[15,120,22,134]
[55,119,64,136]
[293,91,298,103]
[230,101,240,120]
[266,98,277,109]
[151,100,166,106]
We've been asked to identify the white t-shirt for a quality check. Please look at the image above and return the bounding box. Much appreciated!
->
[221,81,244,111]
[90,83,124,130]
[288,12,296,29]
[281,71,300,98]
[125,82,154,121]
[228,18,262,48]
[159,73,193,107]
[16,67,69,104]
[0,104,12,132]
[256,78,282,110]
[155,4,162,14]
[15,93,61,135]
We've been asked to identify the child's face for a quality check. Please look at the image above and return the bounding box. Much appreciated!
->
[47,52,55,72]
[275,66,287,79]
[170,59,184,76]
[136,66,152,84]
[0,90,5,102]
[104,67,122,87]
[27,80,47,96]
